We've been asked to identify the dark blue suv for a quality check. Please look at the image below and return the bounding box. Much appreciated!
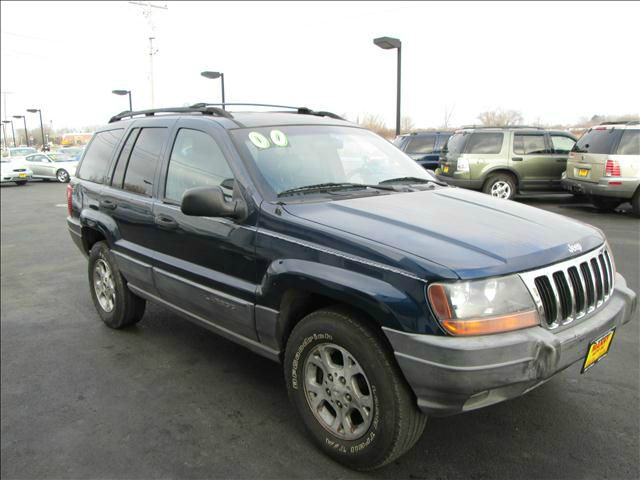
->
[393,131,452,170]
[67,104,637,470]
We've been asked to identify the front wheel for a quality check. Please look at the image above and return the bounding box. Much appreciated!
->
[483,173,516,200]
[88,241,145,329]
[284,308,426,470]
[56,169,70,183]
[631,189,640,218]
[15,181,27,186]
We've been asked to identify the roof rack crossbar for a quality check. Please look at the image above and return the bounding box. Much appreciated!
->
[596,120,639,126]
[109,106,233,123]
[460,125,544,129]
[190,103,345,120]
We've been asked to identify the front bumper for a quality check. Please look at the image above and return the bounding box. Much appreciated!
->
[562,176,638,199]
[383,273,637,416]
[1,172,31,182]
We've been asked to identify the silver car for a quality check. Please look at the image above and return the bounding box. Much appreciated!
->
[24,152,77,183]
[0,158,33,185]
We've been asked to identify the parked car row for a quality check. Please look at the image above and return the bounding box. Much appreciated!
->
[395,122,640,216]
[0,146,84,185]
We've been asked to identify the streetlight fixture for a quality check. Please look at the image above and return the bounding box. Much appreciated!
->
[200,71,225,109]
[13,115,29,146]
[373,36,402,136]
[2,120,16,147]
[112,90,133,111]
[27,109,46,149]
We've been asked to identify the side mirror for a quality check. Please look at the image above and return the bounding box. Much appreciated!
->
[181,185,242,218]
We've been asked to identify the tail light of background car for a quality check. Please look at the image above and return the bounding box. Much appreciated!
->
[605,159,622,184]
[66,184,73,215]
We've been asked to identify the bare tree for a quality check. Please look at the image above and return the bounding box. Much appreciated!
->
[443,105,455,129]
[477,109,523,127]
[359,113,387,131]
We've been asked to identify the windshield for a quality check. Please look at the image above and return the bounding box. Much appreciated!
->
[230,126,434,197]
[9,148,37,156]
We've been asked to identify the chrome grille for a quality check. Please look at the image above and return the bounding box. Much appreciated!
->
[519,245,615,330]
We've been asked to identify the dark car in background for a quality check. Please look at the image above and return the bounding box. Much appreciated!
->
[393,131,452,170]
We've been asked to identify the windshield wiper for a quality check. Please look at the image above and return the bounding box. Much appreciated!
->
[378,176,447,186]
[277,182,396,197]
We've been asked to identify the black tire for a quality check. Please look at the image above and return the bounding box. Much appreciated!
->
[632,189,640,218]
[482,173,516,200]
[56,169,70,183]
[88,241,145,329]
[591,196,621,213]
[284,307,427,471]
[14,181,27,186]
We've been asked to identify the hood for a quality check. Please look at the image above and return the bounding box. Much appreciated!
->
[283,187,604,279]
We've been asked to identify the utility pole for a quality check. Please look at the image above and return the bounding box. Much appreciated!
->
[129,2,167,108]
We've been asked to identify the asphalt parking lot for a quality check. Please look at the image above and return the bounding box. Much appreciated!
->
[1,182,638,480]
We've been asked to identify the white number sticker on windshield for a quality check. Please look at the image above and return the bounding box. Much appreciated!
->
[270,130,288,147]
[248,131,271,149]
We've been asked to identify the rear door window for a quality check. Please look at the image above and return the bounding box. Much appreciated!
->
[111,128,140,188]
[405,135,437,154]
[513,134,548,155]
[550,135,576,153]
[76,129,124,184]
[435,135,451,151]
[465,133,504,154]
[164,128,234,203]
[573,128,621,154]
[615,130,640,155]
[122,128,168,197]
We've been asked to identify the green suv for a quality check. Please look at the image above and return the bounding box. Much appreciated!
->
[437,126,577,199]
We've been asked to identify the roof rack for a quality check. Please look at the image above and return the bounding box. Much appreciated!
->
[597,120,640,126]
[189,103,345,120]
[461,125,544,130]
[108,106,233,123]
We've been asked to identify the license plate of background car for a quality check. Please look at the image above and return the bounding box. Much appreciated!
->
[443,165,449,173]
[578,168,589,177]
[18,173,27,178]
[581,329,615,373]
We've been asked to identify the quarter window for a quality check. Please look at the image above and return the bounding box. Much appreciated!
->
[122,128,168,197]
[466,133,504,154]
[76,129,124,184]
[550,135,576,153]
[164,129,234,204]
[513,134,548,155]
[616,130,640,155]
[111,128,140,188]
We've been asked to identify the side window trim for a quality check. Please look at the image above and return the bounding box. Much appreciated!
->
[110,128,141,188]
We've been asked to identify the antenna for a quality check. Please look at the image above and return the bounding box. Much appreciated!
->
[128,2,168,108]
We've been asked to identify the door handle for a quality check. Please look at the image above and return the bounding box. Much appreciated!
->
[100,199,117,210]
[512,157,523,162]
[154,214,178,229]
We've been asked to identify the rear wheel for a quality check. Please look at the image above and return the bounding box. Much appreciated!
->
[591,196,621,213]
[631,189,640,218]
[483,173,516,200]
[284,307,426,470]
[88,241,145,329]
[15,181,27,186]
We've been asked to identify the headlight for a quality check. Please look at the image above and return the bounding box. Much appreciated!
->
[427,275,540,336]
[456,158,469,172]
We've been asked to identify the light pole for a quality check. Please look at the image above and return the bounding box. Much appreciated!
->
[112,90,133,111]
[373,36,402,136]
[27,109,46,149]
[200,71,225,109]
[13,115,29,146]
[1,122,6,150]
[2,120,16,147]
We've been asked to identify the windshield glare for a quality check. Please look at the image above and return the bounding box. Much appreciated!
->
[9,148,37,156]
[231,126,433,197]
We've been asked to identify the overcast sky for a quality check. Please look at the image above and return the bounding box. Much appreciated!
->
[1,0,638,132]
